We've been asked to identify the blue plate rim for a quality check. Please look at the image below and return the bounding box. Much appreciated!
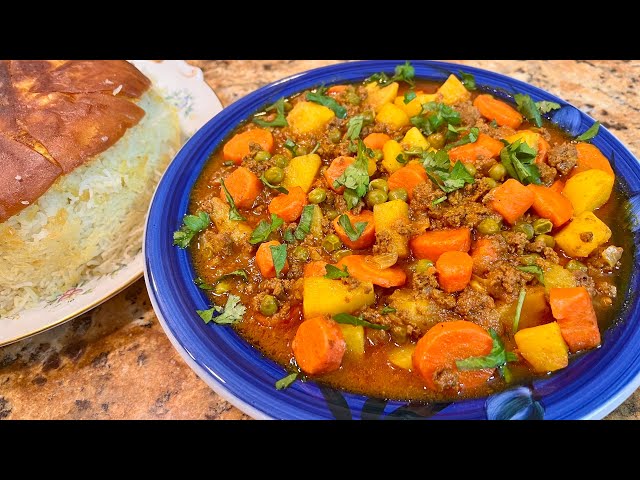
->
[143,60,640,420]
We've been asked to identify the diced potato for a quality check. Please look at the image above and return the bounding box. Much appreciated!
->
[514,322,569,373]
[554,211,612,258]
[382,139,405,173]
[500,286,550,330]
[373,200,410,258]
[562,169,614,215]
[543,264,576,294]
[366,157,377,176]
[366,81,399,112]
[437,74,471,105]
[376,103,410,129]
[283,153,321,193]
[401,127,430,149]
[287,101,335,134]
[310,204,324,240]
[394,93,437,117]
[504,130,540,150]
[339,324,365,357]
[388,345,416,370]
[206,196,252,243]
[388,289,445,330]
[303,277,375,318]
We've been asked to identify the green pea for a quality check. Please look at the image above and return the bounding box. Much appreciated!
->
[324,207,340,221]
[332,249,352,262]
[214,280,230,295]
[514,222,535,240]
[427,132,445,150]
[532,218,553,235]
[308,188,327,204]
[369,178,389,193]
[254,150,271,162]
[566,259,588,272]
[328,128,342,144]
[520,254,541,266]
[489,163,507,181]
[322,234,341,253]
[388,188,408,202]
[463,162,477,177]
[260,295,278,316]
[536,234,555,248]
[477,218,501,235]
[264,166,284,185]
[485,178,498,189]
[292,246,310,262]
[414,259,434,274]
[294,145,308,156]
[366,189,388,207]
[362,110,375,125]
[346,91,361,106]
[372,149,384,161]
[343,189,360,207]
[272,154,289,169]
[283,101,293,112]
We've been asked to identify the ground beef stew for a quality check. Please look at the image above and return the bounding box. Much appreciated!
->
[177,62,630,402]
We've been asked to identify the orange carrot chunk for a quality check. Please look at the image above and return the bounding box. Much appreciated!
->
[292,316,346,375]
[327,85,349,95]
[336,255,407,288]
[471,237,500,275]
[304,261,329,278]
[324,156,354,193]
[527,184,574,228]
[473,94,523,129]
[409,228,471,262]
[387,161,428,200]
[412,321,494,392]
[549,179,565,193]
[220,166,263,209]
[535,136,550,164]
[549,287,601,353]
[572,143,615,177]
[436,251,474,293]
[255,240,289,278]
[489,178,535,224]
[268,186,308,222]
[332,210,376,250]
[448,133,504,163]
[223,128,274,165]
[363,132,392,150]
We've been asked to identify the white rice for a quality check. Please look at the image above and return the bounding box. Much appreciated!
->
[0,89,181,316]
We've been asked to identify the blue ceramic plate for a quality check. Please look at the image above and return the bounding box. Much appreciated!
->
[144,61,640,420]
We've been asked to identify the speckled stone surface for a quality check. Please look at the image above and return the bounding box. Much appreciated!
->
[0,60,638,420]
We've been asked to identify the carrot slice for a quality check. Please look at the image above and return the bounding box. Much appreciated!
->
[448,133,504,163]
[364,132,392,150]
[549,287,601,353]
[488,178,535,225]
[409,228,471,262]
[474,94,523,129]
[412,321,494,392]
[536,136,550,164]
[223,128,274,165]
[255,240,289,278]
[527,184,574,228]
[436,251,474,293]
[332,210,376,250]
[327,85,348,95]
[572,143,615,177]
[324,156,354,193]
[220,166,263,209]
[292,316,346,375]
[304,261,329,278]
[268,186,307,222]
[387,161,428,200]
[549,179,565,193]
[336,255,407,288]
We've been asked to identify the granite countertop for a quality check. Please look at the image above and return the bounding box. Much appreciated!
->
[1,60,638,420]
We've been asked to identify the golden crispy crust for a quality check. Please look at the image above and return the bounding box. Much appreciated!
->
[0,60,150,222]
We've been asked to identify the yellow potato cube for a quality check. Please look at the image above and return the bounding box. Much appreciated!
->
[376,103,410,129]
[504,130,540,151]
[303,277,375,318]
[382,139,405,174]
[394,93,437,117]
[500,286,550,330]
[562,169,614,215]
[437,74,471,105]
[543,264,576,294]
[287,101,335,134]
[283,153,321,193]
[366,81,399,112]
[554,211,612,258]
[339,324,365,357]
[514,322,569,373]
[388,345,416,370]
[402,127,430,149]
[388,289,445,329]
[373,200,410,258]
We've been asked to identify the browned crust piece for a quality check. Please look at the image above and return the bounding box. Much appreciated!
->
[0,60,151,222]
